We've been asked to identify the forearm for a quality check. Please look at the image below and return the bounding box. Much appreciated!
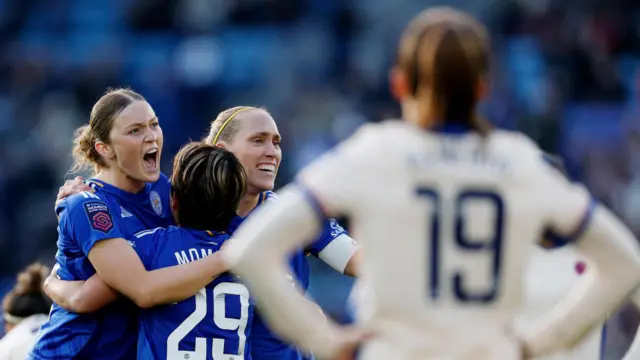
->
[90,238,227,308]
[622,289,640,360]
[44,273,118,313]
[44,275,82,312]
[522,207,640,357]
[139,253,227,307]
[226,188,345,359]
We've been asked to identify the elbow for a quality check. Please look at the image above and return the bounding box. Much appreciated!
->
[231,250,269,278]
[130,289,156,309]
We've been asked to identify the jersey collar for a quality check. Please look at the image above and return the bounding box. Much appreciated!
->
[431,123,473,134]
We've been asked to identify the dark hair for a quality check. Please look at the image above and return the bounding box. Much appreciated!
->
[204,106,269,145]
[2,262,52,323]
[171,142,247,231]
[397,7,491,135]
[71,88,146,174]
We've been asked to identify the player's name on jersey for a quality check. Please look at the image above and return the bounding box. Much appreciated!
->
[175,246,218,265]
[408,145,508,172]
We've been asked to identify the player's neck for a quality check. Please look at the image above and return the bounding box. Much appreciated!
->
[94,169,146,194]
[401,99,437,129]
[237,193,260,217]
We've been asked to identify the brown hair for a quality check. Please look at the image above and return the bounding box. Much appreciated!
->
[171,142,247,231]
[2,262,51,322]
[204,106,269,145]
[70,88,146,174]
[397,7,491,134]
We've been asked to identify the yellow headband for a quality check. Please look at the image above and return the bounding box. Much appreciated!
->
[212,107,250,145]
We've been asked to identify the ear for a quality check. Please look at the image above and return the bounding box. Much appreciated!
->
[476,76,490,101]
[170,194,179,213]
[95,141,114,160]
[170,194,180,225]
[390,66,410,102]
[214,142,227,150]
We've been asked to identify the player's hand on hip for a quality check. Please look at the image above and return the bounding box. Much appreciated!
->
[55,176,93,208]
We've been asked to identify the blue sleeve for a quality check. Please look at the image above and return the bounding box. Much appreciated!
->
[306,218,348,256]
[128,228,163,269]
[59,193,124,256]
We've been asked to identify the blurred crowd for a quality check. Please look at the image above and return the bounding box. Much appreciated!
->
[1,0,640,357]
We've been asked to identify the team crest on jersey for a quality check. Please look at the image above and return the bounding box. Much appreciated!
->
[150,191,162,216]
[83,201,114,234]
[329,219,346,237]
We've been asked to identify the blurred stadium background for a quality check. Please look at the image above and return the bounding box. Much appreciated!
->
[0,0,640,358]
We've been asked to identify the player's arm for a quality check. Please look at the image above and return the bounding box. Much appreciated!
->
[343,248,361,277]
[224,130,371,359]
[618,289,640,360]
[88,238,227,309]
[521,155,640,357]
[224,186,362,360]
[44,264,118,313]
[307,219,361,277]
[62,195,227,309]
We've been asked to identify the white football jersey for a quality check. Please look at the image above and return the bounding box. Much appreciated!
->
[298,121,594,360]
[0,314,48,360]
[515,246,603,360]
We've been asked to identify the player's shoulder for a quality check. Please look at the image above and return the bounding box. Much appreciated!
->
[491,130,540,154]
[133,226,175,242]
[348,120,406,143]
[56,191,110,218]
[490,130,551,167]
[491,130,570,184]
[326,121,402,162]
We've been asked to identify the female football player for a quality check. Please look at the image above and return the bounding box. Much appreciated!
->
[30,88,229,359]
[223,6,640,360]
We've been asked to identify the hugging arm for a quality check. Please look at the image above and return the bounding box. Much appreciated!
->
[44,269,118,313]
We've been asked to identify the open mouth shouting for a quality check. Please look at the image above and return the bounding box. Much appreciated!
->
[143,148,159,171]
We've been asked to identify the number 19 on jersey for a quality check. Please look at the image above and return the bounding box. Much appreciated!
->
[416,187,505,304]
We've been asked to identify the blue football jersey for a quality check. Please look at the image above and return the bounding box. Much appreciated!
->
[133,227,254,360]
[228,191,347,360]
[30,174,173,360]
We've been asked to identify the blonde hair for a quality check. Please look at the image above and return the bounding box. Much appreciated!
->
[70,88,145,174]
[204,106,270,145]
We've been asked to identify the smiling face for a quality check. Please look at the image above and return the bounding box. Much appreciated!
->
[103,101,163,183]
[221,109,281,195]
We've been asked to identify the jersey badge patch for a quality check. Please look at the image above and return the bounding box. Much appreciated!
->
[83,201,115,234]
[150,190,162,216]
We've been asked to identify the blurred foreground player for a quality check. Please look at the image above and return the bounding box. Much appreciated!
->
[512,155,604,360]
[223,6,640,360]
[0,263,51,360]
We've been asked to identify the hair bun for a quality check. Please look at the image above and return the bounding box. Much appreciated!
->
[13,262,49,296]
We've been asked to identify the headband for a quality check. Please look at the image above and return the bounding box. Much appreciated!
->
[4,312,24,325]
[212,107,250,145]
